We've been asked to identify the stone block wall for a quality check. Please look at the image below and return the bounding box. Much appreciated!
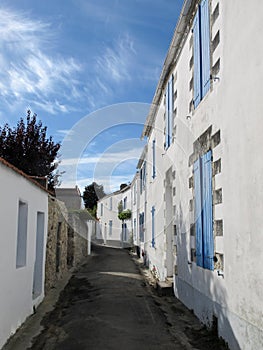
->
[45,197,68,293]
[68,213,88,267]
[45,197,90,294]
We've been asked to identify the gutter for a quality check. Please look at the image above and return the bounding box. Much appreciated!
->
[142,0,196,138]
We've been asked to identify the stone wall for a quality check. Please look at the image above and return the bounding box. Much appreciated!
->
[68,213,88,267]
[45,197,90,294]
[45,197,68,293]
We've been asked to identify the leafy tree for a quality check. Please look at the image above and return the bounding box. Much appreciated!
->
[118,209,131,221]
[0,110,61,191]
[83,182,106,210]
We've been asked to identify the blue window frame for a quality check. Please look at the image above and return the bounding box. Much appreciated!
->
[194,150,214,270]
[109,220,113,236]
[122,223,127,241]
[165,76,174,149]
[123,196,127,210]
[140,161,146,193]
[193,0,211,108]
[151,206,155,247]
[139,212,144,242]
[133,218,136,240]
[152,139,156,179]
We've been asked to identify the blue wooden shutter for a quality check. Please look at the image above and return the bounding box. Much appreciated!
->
[193,10,201,108]
[141,212,144,242]
[165,84,169,149]
[152,139,156,179]
[168,76,173,147]
[140,168,143,194]
[200,0,211,98]
[151,206,155,247]
[194,158,203,267]
[139,214,142,241]
[201,150,214,270]
[124,223,127,241]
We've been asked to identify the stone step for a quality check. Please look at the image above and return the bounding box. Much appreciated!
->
[156,279,174,297]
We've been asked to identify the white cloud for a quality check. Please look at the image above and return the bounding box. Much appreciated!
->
[96,33,136,83]
[61,174,135,194]
[61,145,142,167]
[0,7,83,113]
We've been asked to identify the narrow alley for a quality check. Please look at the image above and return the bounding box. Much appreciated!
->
[12,245,227,350]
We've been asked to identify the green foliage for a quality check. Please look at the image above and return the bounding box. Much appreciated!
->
[83,182,106,210]
[0,110,61,191]
[118,209,132,221]
[87,205,97,219]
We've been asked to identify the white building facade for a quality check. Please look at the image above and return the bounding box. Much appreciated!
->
[0,158,48,348]
[97,185,132,248]
[137,0,263,348]
[95,1,263,347]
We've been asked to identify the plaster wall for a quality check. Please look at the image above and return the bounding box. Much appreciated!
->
[0,162,48,348]
[97,187,132,247]
[144,0,263,348]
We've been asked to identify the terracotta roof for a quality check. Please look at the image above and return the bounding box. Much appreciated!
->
[0,157,50,194]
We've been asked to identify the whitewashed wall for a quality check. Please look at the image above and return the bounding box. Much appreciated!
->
[97,186,132,248]
[143,0,263,348]
[0,161,48,348]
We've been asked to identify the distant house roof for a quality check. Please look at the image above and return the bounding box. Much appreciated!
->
[55,186,84,211]
[0,157,49,194]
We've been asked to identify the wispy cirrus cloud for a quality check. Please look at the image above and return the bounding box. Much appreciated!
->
[0,7,83,114]
[96,33,136,83]
[61,145,142,167]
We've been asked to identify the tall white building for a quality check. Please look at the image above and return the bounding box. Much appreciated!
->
[137,0,263,348]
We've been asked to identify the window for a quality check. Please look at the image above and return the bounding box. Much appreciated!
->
[109,220,113,236]
[122,223,127,241]
[100,203,103,216]
[165,75,173,149]
[16,200,28,268]
[140,162,146,193]
[193,0,211,108]
[194,150,214,270]
[151,206,155,247]
[139,212,144,242]
[152,140,156,179]
[133,218,136,240]
[133,182,136,204]
[109,197,112,211]
[123,196,127,210]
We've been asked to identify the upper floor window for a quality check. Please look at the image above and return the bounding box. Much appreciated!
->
[109,197,112,211]
[100,203,103,216]
[152,139,156,179]
[140,161,146,194]
[123,196,127,210]
[165,76,173,149]
[193,0,211,108]
[133,182,137,204]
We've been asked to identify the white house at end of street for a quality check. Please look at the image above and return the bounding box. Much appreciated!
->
[96,185,132,248]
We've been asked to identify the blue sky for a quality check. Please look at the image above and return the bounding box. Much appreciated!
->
[0,0,184,193]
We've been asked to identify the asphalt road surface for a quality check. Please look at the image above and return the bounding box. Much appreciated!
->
[29,245,227,350]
